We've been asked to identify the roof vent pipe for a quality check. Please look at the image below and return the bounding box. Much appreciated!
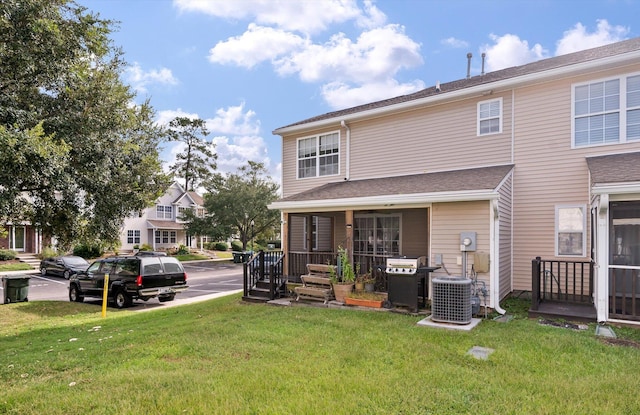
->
[466,52,472,79]
[481,52,486,75]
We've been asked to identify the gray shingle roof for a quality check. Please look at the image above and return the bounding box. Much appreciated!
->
[279,165,514,202]
[276,37,640,131]
[586,152,640,185]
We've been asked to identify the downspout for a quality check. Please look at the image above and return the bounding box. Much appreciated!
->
[511,89,515,164]
[492,199,506,315]
[341,120,350,180]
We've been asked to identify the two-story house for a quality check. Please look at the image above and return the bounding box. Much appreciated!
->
[270,37,640,325]
[120,182,206,252]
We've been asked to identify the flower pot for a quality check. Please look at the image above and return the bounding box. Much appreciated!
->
[345,297,384,308]
[364,282,375,292]
[332,283,354,303]
[355,282,365,291]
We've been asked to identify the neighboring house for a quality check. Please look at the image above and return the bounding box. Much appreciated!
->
[0,222,44,254]
[270,37,640,324]
[120,182,207,252]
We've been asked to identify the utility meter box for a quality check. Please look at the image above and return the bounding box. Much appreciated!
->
[460,232,477,252]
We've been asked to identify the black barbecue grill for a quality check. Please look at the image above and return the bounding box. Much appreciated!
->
[385,256,440,312]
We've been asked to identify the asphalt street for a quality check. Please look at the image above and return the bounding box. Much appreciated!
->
[1,260,244,310]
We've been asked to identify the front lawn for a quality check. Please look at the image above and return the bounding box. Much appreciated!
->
[1,296,639,414]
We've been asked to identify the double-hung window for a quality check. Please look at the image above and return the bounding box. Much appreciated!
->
[156,205,173,219]
[127,230,140,244]
[297,132,339,178]
[477,98,502,135]
[573,73,640,147]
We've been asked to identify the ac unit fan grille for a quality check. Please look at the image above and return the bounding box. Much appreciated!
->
[431,277,472,324]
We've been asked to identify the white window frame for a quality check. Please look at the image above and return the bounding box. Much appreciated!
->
[156,205,173,220]
[572,72,640,148]
[127,230,140,244]
[296,131,340,179]
[154,230,176,244]
[555,205,586,257]
[477,98,503,136]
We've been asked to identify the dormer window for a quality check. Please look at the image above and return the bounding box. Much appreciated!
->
[297,132,340,179]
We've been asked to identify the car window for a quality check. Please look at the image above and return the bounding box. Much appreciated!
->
[142,257,163,274]
[161,258,183,273]
[100,262,115,274]
[116,259,138,276]
[87,262,101,273]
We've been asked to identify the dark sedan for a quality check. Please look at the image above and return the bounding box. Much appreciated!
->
[40,255,90,279]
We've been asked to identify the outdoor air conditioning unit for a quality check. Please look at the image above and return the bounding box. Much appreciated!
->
[431,277,472,324]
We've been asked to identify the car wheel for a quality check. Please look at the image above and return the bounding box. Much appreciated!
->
[113,289,132,309]
[158,294,175,303]
[69,284,84,303]
[40,267,47,277]
[63,270,70,280]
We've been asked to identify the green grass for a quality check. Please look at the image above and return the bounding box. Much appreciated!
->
[0,262,34,272]
[1,296,639,414]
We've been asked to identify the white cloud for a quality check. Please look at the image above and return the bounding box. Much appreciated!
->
[481,34,548,72]
[156,108,200,126]
[204,103,261,136]
[275,25,422,84]
[321,79,426,110]
[174,0,369,34]
[208,24,307,68]
[125,62,178,93]
[157,103,275,177]
[555,19,629,55]
[441,37,469,49]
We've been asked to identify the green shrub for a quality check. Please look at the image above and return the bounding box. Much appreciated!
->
[230,240,243,252]
[140,243,153,251]
[39,246,58,260]
[0,249,17,261]
[267,240,281,249]
[72,244,103,259]
[176,245,189,255]
[214,242,229,251]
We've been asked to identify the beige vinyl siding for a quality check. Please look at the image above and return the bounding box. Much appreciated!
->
[430,201,490,290]
[498,174,513,300]
[349,95,512,179]
[280,94,513,197]
[511,69,640,290]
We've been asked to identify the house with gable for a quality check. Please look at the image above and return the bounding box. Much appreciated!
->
[269,37,640,324]
[120,181,206,252]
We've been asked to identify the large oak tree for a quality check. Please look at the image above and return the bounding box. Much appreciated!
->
[0,0,169,250]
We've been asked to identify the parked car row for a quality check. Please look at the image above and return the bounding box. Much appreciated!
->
[39,253,187,308]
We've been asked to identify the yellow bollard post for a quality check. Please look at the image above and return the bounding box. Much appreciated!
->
[102,273,109,318]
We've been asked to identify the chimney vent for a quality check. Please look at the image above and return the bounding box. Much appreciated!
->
[466,53,472,79]
[481,52,486,75]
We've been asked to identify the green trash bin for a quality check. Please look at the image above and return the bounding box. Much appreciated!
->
[2,275,31,304]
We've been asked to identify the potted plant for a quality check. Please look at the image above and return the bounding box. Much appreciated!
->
[331,247,355,303]
[354,263,366,291]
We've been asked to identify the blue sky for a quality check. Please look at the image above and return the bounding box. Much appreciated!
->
[78,0,640,185]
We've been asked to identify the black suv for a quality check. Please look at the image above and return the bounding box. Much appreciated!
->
[69,256,188,308]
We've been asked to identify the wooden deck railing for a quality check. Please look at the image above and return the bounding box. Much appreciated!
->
[531,257,593,311]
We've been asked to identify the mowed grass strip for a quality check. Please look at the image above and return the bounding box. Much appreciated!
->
[1,295,640,415]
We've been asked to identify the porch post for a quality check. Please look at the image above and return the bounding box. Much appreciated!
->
[596,194,609,322]
[345,210,354,263]
[282,212,289,276]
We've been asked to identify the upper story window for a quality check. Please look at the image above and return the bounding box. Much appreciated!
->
[297,132,339,179]
[573,73,640,147]
[156,205,172,220]
[477,98,502,136]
